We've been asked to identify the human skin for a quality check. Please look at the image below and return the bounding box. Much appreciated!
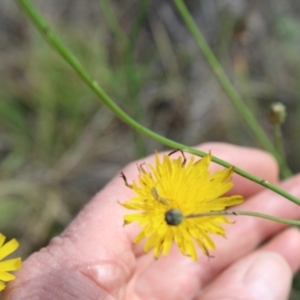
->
[3,143,300,300]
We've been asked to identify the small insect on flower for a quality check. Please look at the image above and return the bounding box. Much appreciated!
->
[0,233,22,291]
[120,150,244,260]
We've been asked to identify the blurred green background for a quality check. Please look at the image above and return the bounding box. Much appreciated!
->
[1,0,300,298]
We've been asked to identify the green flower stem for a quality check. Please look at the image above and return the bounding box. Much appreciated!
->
[173,0,291,178]
[186,210,300,227]
[15,0,300,207]
[274,124,287,165]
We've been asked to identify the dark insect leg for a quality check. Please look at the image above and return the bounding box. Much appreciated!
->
[168,149,187,166]
[120,172,133,189]
[137,162,146,173]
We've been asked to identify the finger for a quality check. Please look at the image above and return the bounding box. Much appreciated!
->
[189,174,300,286]
[2,143,279,299]
[260,227,300,274]
[199,227,300,300]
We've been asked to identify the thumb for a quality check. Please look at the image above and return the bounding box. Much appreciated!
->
[200,251,292,300]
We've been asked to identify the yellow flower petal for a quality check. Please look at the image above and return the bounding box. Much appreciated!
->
[0,239,19,261]
[0,281,6,291]
[0,234,5,249]
[162,228,173,256]
[121,151,244,260]
[0,234,21,291]
[0,258,22,272]
[123,213,143,224]
[207,195,244,206]
[0,271,16,282]
[145,233,160,253]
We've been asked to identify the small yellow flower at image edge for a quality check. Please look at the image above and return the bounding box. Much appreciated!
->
[121,150,244,260]
[0,233,22,291]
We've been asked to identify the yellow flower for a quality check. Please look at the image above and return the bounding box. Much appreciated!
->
[121,151,244,260]
[0,234,22,291]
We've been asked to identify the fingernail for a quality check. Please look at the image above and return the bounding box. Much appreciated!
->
[244,252,292,300]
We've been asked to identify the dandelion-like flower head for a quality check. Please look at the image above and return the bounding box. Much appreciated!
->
[0,234,22,291]
[121,151,244,260]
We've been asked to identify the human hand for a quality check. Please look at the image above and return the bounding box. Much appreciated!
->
[3,143,300,300]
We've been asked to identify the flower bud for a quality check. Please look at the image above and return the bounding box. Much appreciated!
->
[268,102,286,125]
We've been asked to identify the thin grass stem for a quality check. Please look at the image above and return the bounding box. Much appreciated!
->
[15,0,300,207]
[172,0,292,178]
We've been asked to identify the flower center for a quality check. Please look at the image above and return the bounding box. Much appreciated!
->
[165,209,184,226]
